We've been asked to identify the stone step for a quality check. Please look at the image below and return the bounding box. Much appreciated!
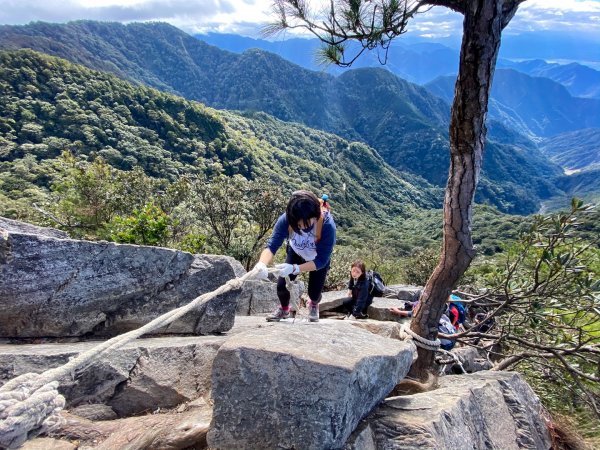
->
[367,297,410,322]
[235,279,301,316]
[207,321,416,450]
[0,334,226,418]
[0,316,409,418]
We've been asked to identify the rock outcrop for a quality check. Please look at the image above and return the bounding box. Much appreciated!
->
[0,335,226,417]
[0,219,245,338]
[367,297,408,322]
[0,217,68,239]
[207,322,416,450]
[346,371,551,450]
[384,284,422,302]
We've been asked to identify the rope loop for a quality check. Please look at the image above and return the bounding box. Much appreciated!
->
[399,323,442,351]
[0,375,65,449]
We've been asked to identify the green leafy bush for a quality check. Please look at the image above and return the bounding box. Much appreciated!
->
[107,203,172,246]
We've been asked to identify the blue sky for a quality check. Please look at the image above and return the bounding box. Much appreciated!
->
[0,0,599,39]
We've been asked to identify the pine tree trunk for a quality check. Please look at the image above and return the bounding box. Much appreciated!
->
[408,0,520,379]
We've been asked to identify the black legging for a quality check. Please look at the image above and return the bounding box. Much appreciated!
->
[277,246,329,308]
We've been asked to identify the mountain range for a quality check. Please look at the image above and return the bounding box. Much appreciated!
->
[0,20,577,214]
[425,70,600,138]
[197,32,600,99]
[0,49,440,227]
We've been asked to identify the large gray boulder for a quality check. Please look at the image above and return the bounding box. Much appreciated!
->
[207,322,416,450]
[319,289,349,312]
[347,371,552,450]
[440,345,493,374]
[384,284,422,302]
[0,220,245,337]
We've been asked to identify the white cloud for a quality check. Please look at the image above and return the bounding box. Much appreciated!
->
[0,0,236,26]
[0,0,599,38]
[523,0,600,13]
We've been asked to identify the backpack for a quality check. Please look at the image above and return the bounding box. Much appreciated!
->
[448,294,467,325]
[438,314,456,350]
[367,271,385,297]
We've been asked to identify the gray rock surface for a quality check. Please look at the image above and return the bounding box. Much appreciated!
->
[69,404,118,421]
[235,280,301,315]
[0,317,289,418]
[348,371,551,450]
[441,346,493,374]
[0,220,245,337]
[384,284,422,301]
[0,335,226,417]
[367,297,407,322]
[345,319,405,340]
[319,289,348,312]
[0,216,68,239]
[207,322,416,450]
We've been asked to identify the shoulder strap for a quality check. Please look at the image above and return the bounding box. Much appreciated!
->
[315,203,329,243]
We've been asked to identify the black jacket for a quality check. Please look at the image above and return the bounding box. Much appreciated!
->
[348,275,372,314]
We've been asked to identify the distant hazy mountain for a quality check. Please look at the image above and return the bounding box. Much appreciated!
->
[544,167,600,211]
[539,128,600,172]
[198,32,600,98]
[498,59,600,99]
[426,69,600,137]
[197,32,459,85]
[0,21,564,213]
[498,31,600,66]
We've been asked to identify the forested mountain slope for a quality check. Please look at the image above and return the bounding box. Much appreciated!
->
[0,50,440,227]
[0,21,564,214]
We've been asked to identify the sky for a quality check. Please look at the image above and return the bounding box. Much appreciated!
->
[0,0,599,39]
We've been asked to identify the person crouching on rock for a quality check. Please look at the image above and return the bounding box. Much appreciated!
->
[342,260,372,320]
[253,190,336,322]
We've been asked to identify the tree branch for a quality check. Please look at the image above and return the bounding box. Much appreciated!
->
[420,0,465,14]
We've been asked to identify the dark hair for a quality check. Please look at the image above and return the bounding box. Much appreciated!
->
[351,260,366,279]
[286,190,321,233]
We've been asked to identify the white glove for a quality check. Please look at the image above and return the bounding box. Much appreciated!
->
[276,263,299,277]
[253,261,269,280]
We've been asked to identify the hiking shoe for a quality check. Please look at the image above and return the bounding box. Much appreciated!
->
[308,301,319,322]
[353,312,369,320]
[266,307,290,322]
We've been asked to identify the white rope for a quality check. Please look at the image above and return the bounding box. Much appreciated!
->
[436,348,466,375]
[399,323,441,351]
[0,266,276,449]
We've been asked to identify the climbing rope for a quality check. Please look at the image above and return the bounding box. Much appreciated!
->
[0,265,280,449]
[399,324,464,374]
[436,348,466,375]
[399,323,441,351]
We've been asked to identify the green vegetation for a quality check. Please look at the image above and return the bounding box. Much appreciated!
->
[0,20,568,214]
[0,49,438,223]
[0,49,444,267]
[459,200,600,432]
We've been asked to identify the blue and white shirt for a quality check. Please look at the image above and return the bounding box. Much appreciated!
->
[266,212,336,270]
